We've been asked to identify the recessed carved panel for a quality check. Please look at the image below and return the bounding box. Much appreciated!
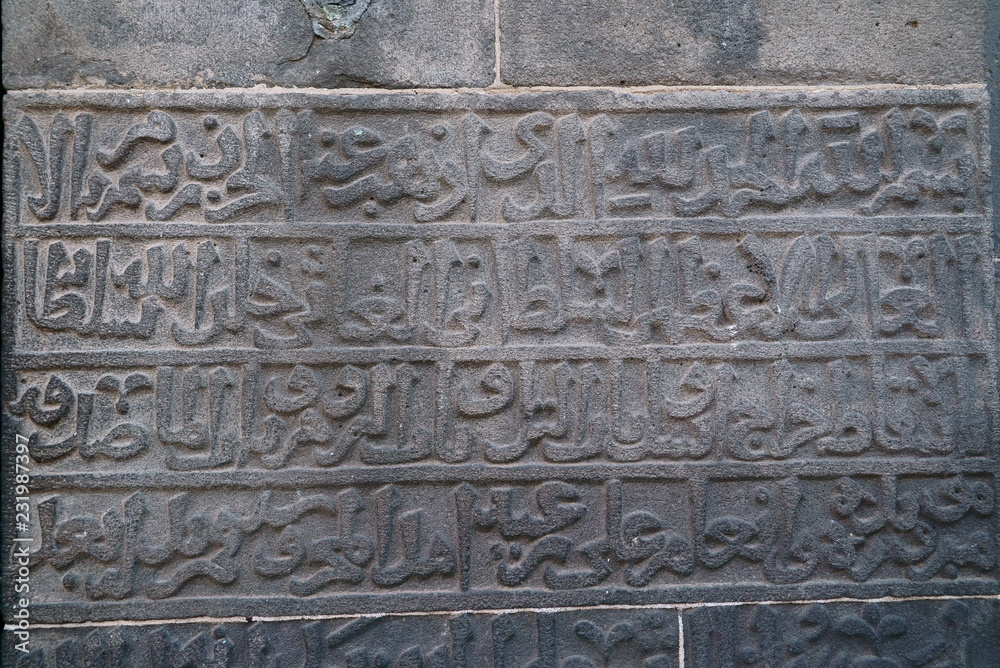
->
[3,88,997,625]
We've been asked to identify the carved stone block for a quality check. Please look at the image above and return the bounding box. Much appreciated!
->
[2,88,997,630]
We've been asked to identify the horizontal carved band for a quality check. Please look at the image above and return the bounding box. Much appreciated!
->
[8,599,998,667]
[10,230,994,349]
[17,475,998,612]
[8,352,995,471]
[4,90,987,227]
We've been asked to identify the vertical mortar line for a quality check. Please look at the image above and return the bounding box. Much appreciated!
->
[492,0,502,86]
[676,609,685,668]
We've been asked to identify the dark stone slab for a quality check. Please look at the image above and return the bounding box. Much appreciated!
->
[683,598,1000,667]
[2,88,997,625]
[0,0,495,90]
[499,0,987,87]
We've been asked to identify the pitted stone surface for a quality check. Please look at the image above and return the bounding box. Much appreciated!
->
[2,88,997,628]
[1,0,495,90]
[499,0,986,87]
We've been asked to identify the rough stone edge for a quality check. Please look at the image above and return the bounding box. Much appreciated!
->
[3,84,988,113]
[5,596,999,668]
[987,1,1000,492]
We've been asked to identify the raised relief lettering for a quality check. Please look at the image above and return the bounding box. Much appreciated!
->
[5,90,996,623]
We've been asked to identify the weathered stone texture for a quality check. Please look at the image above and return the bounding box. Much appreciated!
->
[3,89,997,627]
[276,0,496,89]
[1,0,495,90]
[499,0,986,87]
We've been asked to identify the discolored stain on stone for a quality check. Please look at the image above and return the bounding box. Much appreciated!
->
[301,0,373,40]
[683,0,766,72]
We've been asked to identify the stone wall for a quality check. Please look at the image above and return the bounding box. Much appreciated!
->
[3,1,998,665]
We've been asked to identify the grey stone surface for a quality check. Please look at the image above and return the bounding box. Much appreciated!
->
[1,0,495,90]
[5,600,998,667]
[499,0,987,87]
[987,0,1000,257]
[684,599,1000,667]
[2,88,997,626]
